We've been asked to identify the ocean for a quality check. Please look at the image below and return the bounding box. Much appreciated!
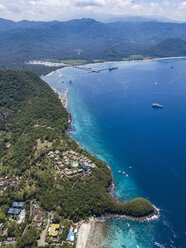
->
[43,58,186,248]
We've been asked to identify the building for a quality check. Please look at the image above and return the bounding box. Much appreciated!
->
[49,224,60,237]
[67,231,75,242]
[32,207,46,227]
[9,177,18,185]
[12,202,25,208]
[80,164,88,171]
[0,180,9,188]
[7,208,20,215]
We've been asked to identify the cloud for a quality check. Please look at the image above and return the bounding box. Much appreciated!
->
[178,1,186,9]
[75,0,104,7]
[0,3,6,9]
[0,0,185,22]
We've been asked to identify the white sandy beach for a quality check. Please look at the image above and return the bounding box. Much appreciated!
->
[76,222,92,248]
[76,219,107,248]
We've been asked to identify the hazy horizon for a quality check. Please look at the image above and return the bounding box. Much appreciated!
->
[0,0,186,23]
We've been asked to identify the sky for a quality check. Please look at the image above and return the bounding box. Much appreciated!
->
[0,0,186,22]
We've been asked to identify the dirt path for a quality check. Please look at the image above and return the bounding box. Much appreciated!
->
[37,217,50,246]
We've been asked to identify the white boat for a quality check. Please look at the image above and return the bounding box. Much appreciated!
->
[127,223,130,227]
[122,171,125,174]
[118,170,121,173]
[126,174,128,177]
[129,166,132,169]
[152,103,164,108]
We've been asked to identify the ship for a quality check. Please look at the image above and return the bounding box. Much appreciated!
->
[152,103,164,108]
[109,66,118,71]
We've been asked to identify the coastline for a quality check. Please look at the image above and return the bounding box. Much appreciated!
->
[42,57,186,248]
[100,206,160,222]
[41,55,186,75]
[76,208,160,248]
[55,82,160,248]
[54,72,160,235]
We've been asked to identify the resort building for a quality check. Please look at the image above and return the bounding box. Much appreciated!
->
[80,164,88,171]
[12,202,25,208]
[49,224,60,237]
[67,231,75,242]
[7,208,20,215]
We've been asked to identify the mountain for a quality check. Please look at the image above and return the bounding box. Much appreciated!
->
[0,18,186,71]
[145,38,186,57]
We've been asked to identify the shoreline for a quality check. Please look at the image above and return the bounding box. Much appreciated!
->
[100,205,160,222]
[50,66,161,248]
[54,88,75,135]
[41,55,186,73]
[54,71,160,223]
[76,207,159,248]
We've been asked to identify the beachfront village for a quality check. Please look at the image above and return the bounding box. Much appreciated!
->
[0,148,97,247]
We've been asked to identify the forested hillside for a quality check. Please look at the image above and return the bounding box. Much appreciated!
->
[145,38,186,57]
[0,70,68,174]
[0,70,155,225]
[0,18,186,73]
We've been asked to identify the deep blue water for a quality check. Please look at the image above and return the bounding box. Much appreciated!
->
[44,59,186,248]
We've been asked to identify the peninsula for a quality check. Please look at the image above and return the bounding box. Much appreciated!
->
[0,70,157,247]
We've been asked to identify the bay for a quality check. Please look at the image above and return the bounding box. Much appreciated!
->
[43,58,186,248]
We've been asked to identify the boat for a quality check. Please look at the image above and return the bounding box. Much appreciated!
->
[152,103,164,108]
[109,66,118,71]
[136,246,140,248]
[122,171,125,174]
[118,170,121,173]
[127,223,130,227]
[126,174,128,177]
[129,166,132,169]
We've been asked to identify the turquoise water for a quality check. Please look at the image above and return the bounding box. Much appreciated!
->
[43,59,186,248]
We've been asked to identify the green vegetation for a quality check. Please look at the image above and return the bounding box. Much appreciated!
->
[0,70,156,245]
[61,60,88,66]
[16,227,38,248]
[0,18,186,75]
[145,38,186,58]
[119,198,155,217]
[122,55,146,61]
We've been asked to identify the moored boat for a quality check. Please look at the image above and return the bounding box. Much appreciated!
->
[109,66,118,71]
[152,103,164,108]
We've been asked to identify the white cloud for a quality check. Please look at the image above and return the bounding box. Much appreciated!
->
[0,0,185,22]
[178,1,186,9]
[0,3,6,9]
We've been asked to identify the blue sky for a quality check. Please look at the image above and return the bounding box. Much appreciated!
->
[0,0,186,22]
